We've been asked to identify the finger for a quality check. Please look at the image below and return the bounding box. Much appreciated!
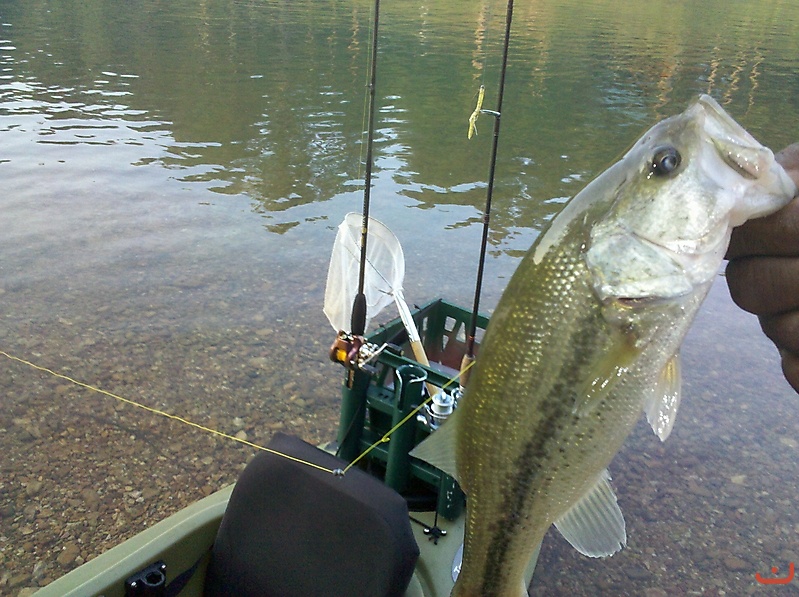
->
[780,350,799,394]
[775,142,799,179]
[760,313,799,394]
[760,311,799,354]
[727,196,799,259]
[726,256,799,315]
[727,143,799,259]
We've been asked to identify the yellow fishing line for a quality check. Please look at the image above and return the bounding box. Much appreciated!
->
[1,349,471,478]
[0,349,337,476]
[342,359,472,474]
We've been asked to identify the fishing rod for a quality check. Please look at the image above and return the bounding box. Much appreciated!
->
[326,0,434,395]
[351,0,382,337]
[462,0,516,387]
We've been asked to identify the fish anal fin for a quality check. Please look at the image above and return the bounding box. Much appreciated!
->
[645,353,682,441]
[554,469,626,558]
[409,407,461,485]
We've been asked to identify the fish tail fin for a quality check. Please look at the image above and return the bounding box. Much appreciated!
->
[408,406,462,484]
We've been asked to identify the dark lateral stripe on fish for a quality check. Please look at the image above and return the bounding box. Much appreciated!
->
[478,320,596,595]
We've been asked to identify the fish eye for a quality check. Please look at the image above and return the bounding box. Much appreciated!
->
[649,146,681,177]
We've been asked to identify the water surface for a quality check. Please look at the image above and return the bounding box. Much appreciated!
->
[1,0,798,594]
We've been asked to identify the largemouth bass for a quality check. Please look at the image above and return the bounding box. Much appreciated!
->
[411,95,796,597]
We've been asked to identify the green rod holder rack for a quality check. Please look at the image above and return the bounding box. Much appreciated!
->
[385,364,426,493]
[336,367,371,462]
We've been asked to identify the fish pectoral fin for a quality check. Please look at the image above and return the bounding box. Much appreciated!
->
[554,469,626,558]
[409,407,461,485]
[644,353,682,441]
[574,333,640,416]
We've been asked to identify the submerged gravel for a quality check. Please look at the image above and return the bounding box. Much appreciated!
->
[0,254,346,595]
[1,278,797,596]
[0,322,343,593]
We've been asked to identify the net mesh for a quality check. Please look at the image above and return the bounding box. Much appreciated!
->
[323,213,405,332]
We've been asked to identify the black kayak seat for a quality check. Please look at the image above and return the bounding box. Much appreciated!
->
[203,432,420,597]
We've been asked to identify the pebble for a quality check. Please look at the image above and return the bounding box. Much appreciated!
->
[723,556,749,572]
[57,543,82,567]
[779,550,799,567]
[13,419,41,442]
[2,226,795,597]
[82,488,101,509]
[8,574,30,589]
[626,564,650,580]
[686,480,712,497]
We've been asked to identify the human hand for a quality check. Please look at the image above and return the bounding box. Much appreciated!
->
[726,143,799,394]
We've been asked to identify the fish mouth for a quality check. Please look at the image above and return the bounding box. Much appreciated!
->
[712,138,771,180]
[694,94,796,224]
[695,95,758,147]
[694,94,771,180]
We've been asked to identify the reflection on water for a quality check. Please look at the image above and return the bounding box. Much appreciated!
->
[1,0,799,593]
[5,0,798,237]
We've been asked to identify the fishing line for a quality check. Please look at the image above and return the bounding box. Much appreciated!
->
[467,1,494,139]
[1,347,471,478]
[341,359,472,474]
[463,0,516,378]
[476,0,494,87]
[0,349,338,476]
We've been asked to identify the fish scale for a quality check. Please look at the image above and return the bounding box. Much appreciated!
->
[410,95,796,597]
[461,245,647,597]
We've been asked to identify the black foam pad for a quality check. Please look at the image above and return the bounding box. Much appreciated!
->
[204,433,419,597]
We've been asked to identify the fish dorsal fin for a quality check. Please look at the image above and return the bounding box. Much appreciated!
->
[645,353,682,441]
[554,469,626,557]
[408,406,461,486]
